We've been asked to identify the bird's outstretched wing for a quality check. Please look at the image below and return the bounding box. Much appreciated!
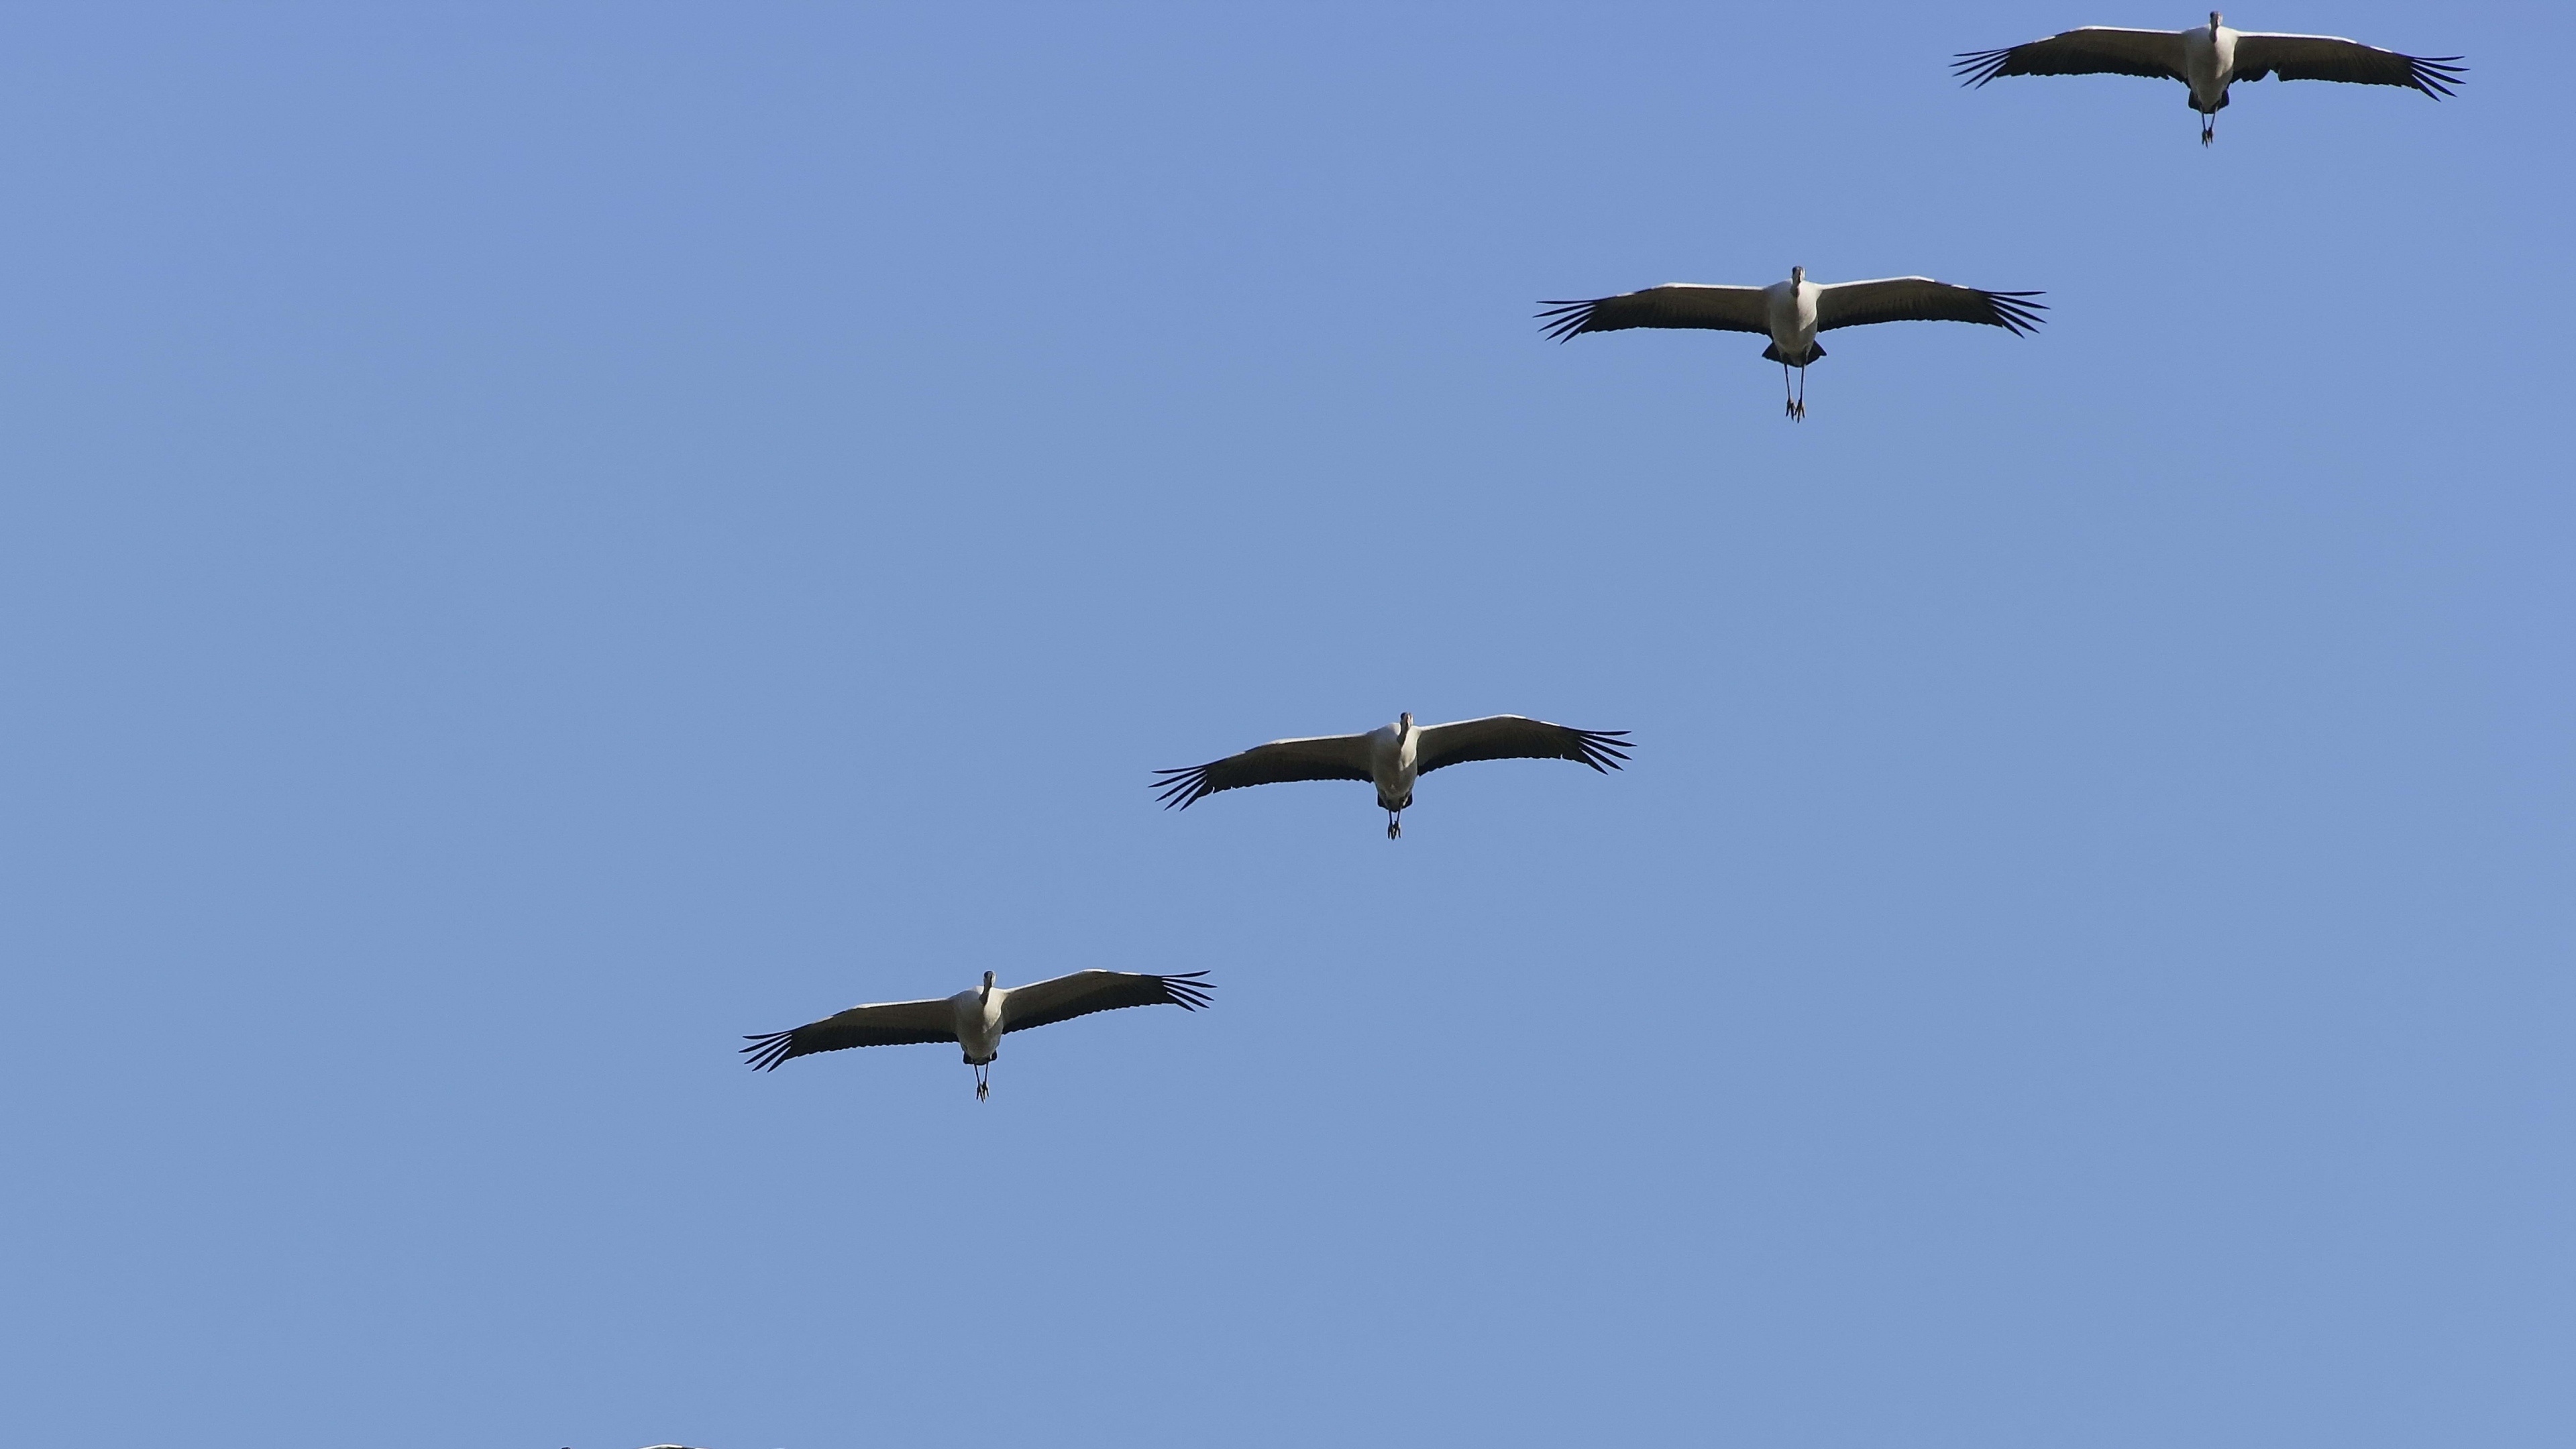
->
[1953,27,2186,87]
[1413,716,1631,777]
[1815,278,2047,335]
[741,997,957,1071]
[1000,969,1215,1034]
[1152,733,1373,810]
[2231,33,2465,97]
[1537,285,1770,342]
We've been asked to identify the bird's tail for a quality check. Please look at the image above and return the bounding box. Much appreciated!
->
[1762,341,1823,364]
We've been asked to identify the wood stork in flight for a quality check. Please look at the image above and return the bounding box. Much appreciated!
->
[1955,13,2465,146]
[1539,268,2044,421]
[1155,712,1630,839]
[743,969,1213,1100]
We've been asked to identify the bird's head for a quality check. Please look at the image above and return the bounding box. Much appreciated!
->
[980,970,996,1002]
[2209,11,2222,30]
[1399,710,1414,737]
[1790,264,1805,287]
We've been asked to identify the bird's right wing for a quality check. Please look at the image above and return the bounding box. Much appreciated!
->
[742,997,957,1071]
[2230,32,2465,97]
[1152,733,1373,810]
[1953,27,2186,87]
[1815,278,2046,335]
[1000,969,1215,1034]
[1537,285,1770,342]
[1413,716,1631,775]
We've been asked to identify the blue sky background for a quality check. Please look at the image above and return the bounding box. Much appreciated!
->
[2,3,2568,1446]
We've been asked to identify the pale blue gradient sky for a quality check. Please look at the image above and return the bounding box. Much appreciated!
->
[2,4,2569,1447]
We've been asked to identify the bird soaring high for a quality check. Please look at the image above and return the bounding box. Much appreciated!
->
[1155,712,1630,839]
[743,969,1214,1100]
[1954,12,2465,146]
[1539,267,2044,420]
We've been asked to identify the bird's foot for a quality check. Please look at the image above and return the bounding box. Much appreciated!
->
[1386,815,1402,840]
[975,1080,989,1102]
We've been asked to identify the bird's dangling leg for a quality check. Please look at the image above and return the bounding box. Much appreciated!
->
[1794,366,1808,421]
[1782,362,1795,420]
[2201,112,2214,146]
[974,1063,990,1101]
[1386,810,1402,841]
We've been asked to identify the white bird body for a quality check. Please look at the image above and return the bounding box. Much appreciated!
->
[2180,19,2234,112]
[952,981,1006,1067]
[1366,716,1419,814]
[1956,12,2464,146]
[1764,272,1823,367]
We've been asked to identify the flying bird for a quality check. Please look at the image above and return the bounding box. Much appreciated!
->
[1955,12,2465,145]
[743,969,1213,1100]
[1538,267,2043,421]
[1155,712,1630,839]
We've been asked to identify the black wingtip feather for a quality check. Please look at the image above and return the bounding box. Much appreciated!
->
[1151,765,1213,810]
[1972,289,2048,337]
[1562,727,1632,773]
[741,1030,798,1072]
[1156,969,1216,1012]
[2408,56,2467,99]
[1536,299,1607,343]
[1951,46,2016,88]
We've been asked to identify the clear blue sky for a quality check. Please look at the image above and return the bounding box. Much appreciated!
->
[2,4,2567,1446]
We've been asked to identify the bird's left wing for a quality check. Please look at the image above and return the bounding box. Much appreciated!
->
[1815,278,2046,335]
[1152,733,1374,810]
[1537,285,1770,341]
[1413,715,1631,776]
[1952,27,2186,87]
[1000,969,1216,1034]
[741,996,957,1071]
[2231,33,2465,97]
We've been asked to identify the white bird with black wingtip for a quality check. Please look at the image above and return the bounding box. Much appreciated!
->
[1540,268,2045,421]
[1954,12,2465,146]
[744,969,1213,1100]
[1155,712,1631,839]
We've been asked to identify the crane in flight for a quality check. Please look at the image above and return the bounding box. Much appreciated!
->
[743,969,1214,1100]
[1954,12,2465,146]
[1539,267,2043,421]
[1156,712,1629,839]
